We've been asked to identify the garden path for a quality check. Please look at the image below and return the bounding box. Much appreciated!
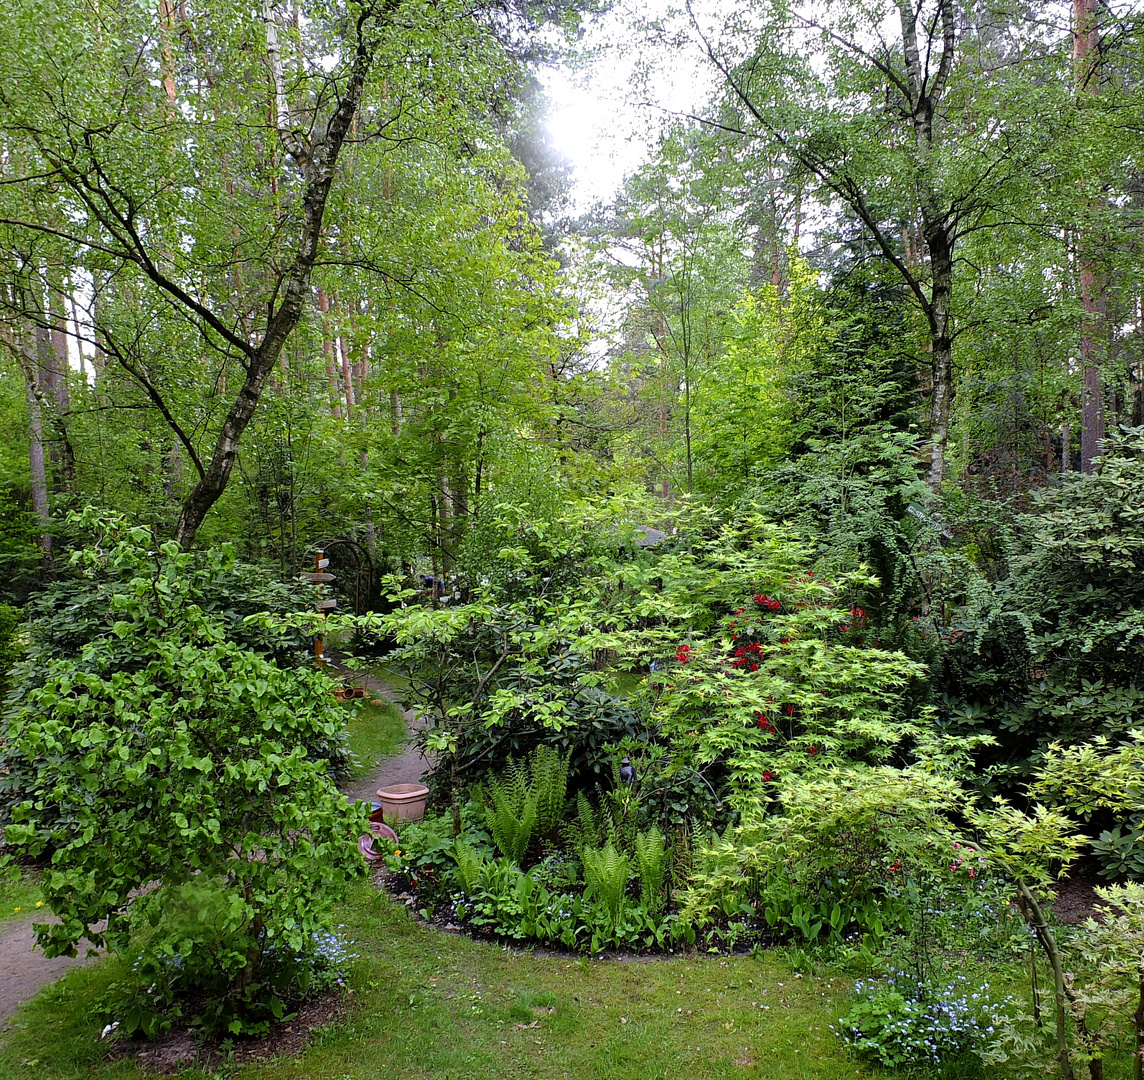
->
[0,918,103,1026]
[336,669,434,806]
[0,671,428,1028]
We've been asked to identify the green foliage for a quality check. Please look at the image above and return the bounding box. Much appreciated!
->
[480,745,572,862]
[0,525,366,1028]
[531,745,572,836]
[18,513,316,669]
[453,839,485,897]
[0,601,21,700]
[1090,815,1144,880]
[581,842,631,942]
[385,811,475,898]
[368,502,647,796]
[836,972,1008,1068]
[1066,883,1144,1074]
[572,790,604,849]
[680,766,965,947]
[486,762,540,864]
[943,430,1144,783]
[610,511,938,811]
[634,827,667,916]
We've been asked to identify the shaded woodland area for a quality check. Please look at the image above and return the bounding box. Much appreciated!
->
[2,0,1144,1075]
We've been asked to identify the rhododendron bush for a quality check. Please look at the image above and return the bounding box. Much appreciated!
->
[579,510,940,811]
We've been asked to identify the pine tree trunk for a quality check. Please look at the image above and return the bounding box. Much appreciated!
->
[16,330,55,580]
[1075,0,1105,472]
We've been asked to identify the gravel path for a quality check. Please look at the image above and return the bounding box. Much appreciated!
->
[0,671,431,1028]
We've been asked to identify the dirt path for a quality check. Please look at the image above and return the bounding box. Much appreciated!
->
[0,919,102,1026]
[0,672,431,1028]
[338,670,434,806]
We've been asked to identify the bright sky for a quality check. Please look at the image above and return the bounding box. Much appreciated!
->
[540,4,719,213]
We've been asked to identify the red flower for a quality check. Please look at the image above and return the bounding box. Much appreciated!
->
[676,644,692,664]
[808,745,818,755]
[762,770,774,782]
[735,608,745,615]
[784,704,794,716]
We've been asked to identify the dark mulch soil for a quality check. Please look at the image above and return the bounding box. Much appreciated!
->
[108,987,349,1076]
[1047,873,1107,925]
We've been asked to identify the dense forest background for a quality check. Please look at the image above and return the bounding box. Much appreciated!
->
[1,0,1143,792]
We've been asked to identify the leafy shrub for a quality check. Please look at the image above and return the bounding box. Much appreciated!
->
[112,882,358,1037]
[1090,814,1144,880]
[0,601,21,700]
[941,428,1144,787]
[0,524,366,1029]
[366,504,648,801]
[680,766,965,947]
[835,971,1008,1067]
[20,512,316,670]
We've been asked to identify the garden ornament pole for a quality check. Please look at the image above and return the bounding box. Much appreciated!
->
[302,550,336,667]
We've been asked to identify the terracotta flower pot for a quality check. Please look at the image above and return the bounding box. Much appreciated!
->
[376,783,429,822]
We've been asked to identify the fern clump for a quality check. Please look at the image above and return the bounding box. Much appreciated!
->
[635,827,667,915]
[582,841,631,935]
[531,745,571,836]
[485,747,570,863]
[486,759,538,863]
[453,839,484,895]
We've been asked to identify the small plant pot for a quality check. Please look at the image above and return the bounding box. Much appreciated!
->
[333,686,366,701]
[376,783,429,822]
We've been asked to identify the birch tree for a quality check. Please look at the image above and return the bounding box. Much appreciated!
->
[681,0,1068,488]
[0,0,535,548]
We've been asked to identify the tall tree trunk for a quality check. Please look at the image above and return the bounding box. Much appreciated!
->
[318,287,344,421]
[44,291,77,495]
[14,330,55,580]
[925,227,955,489]
[172,8,380,548]
[1075,0,1105,472]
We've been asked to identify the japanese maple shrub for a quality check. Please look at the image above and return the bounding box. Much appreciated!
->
[0,520,367,1033]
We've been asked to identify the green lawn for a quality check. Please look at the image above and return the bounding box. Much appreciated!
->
[344,699,408,779]
[0,884,868,1080]
[0,871,44,926]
